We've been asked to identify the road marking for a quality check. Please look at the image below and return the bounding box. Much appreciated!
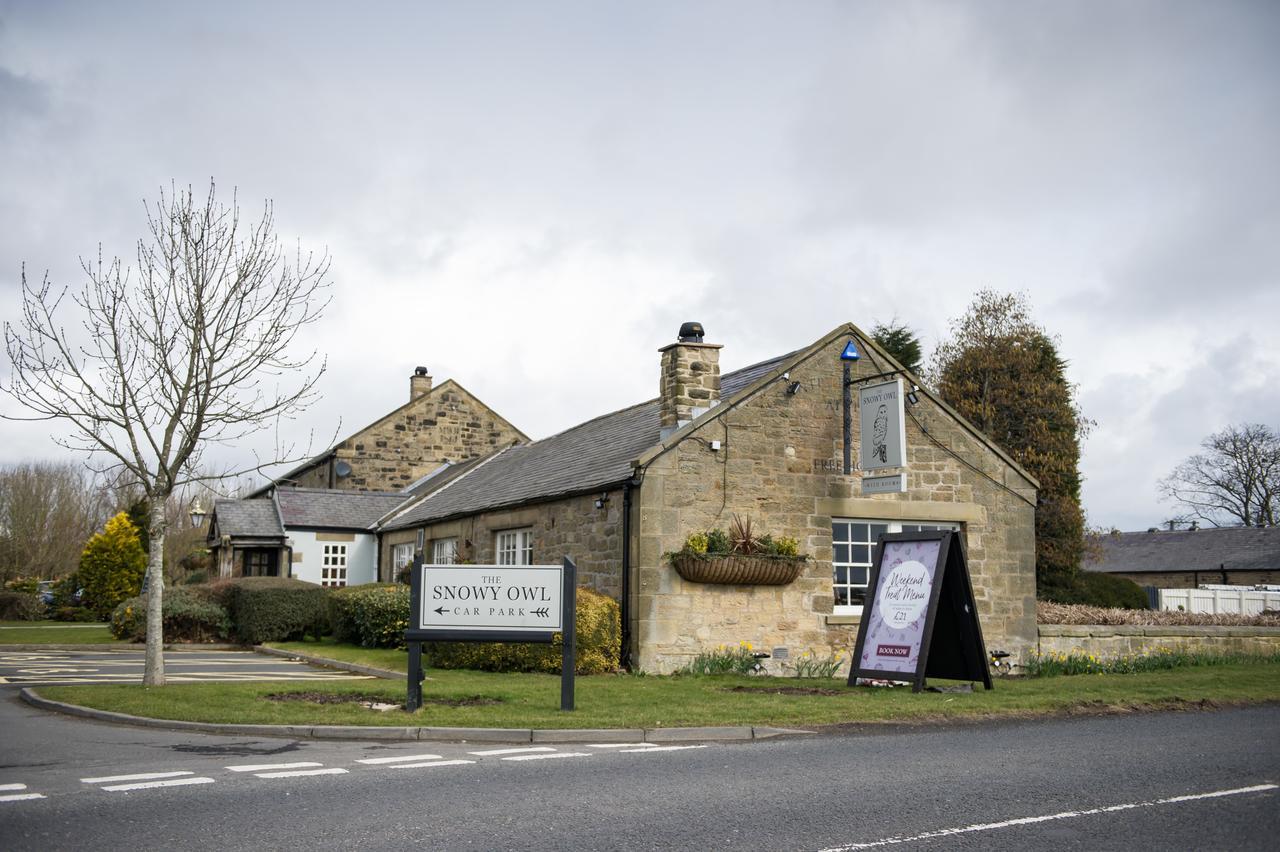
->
[100,778,216,792]
[817,783,1280,851]
[587,743,660,749]
[1,793,47,802]
[0,783,28,791]
[388,760,477,769]
[501,752,591,762]
[82,771,194,784]
[253,768,349,779]
[356,754,444,765]
[468,746,557,756]
[619,745,708,753]
[226,762,324,773]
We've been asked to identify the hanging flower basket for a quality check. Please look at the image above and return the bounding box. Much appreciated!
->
[670,552,807,586]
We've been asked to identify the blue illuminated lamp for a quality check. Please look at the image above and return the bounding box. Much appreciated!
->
[840,340,860,361]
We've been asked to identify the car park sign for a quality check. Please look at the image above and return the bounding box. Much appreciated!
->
[419,566,563,633]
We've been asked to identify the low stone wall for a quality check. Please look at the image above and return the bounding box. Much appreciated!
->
[1038,624,1280,659]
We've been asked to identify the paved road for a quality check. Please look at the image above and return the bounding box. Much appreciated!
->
[1,686,1275,850]
[0,649,375,686]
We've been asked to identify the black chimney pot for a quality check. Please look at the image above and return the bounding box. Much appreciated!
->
[678,322,705,343]
[414,366,429,376]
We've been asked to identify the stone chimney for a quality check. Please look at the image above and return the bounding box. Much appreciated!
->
[410,366,432,401]
[659,322,722,432]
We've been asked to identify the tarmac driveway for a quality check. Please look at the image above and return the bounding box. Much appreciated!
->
[0,649,374,687]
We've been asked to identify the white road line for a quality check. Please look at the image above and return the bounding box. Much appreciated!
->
[468,746,557,756]
[356,754,444,765]
[82,771,194,784]
[100,777,216,792]
[501,752,591,762]
[0,783,28,791]
[254,768,349,779]
[226,762,323,773]
[817,783,1280,851]
[1,793,46,802]
[388,760,477,769]
[620,745,708,753]
[587,743,660,749]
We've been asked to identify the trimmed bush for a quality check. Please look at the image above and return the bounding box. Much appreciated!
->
[79,513,147,619]
[328,584,409,648]
[110,589,231,642]
[426,588,621,675]
[209,577,330,644]
[0,591,44,621]
[1046,571,1149,610]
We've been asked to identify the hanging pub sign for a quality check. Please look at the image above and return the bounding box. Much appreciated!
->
[859,378,907,471]
[404,557,578,711]
[847,530,991,692]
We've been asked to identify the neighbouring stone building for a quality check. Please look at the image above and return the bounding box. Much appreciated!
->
[379,322,1039,674]
[268,367,528,493]
[1084,526,1280,589]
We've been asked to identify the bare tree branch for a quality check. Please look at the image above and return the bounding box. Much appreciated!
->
[1160,423,1280,527]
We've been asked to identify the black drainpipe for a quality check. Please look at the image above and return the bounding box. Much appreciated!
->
[621,478,634,670]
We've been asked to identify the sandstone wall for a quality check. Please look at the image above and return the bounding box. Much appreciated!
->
[1038,624,1280,659]
[1103,570,1280,589]
[633,334,1038,674]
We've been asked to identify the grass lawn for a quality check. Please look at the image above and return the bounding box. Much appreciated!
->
[0,620,121,644]
[36,656,1280,730]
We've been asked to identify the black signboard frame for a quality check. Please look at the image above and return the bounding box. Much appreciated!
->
[405,555,578,712]
[847,530,991,693]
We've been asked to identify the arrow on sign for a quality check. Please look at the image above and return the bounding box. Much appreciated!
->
[531,608,549,618]
[433,606,448,616]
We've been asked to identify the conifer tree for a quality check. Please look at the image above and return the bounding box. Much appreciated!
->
[79,512,147,619]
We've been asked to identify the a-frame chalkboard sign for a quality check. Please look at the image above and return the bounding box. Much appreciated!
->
[847,530,992,692]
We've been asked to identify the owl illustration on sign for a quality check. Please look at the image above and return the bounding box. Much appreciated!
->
[873,404,889,464]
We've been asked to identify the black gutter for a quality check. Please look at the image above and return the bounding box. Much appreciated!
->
[621,478,634,670]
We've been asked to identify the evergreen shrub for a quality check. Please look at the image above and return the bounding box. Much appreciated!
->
[110,588,231,642]
[0,591,44,621]
[1047,571,1149,610]
[426,588,621,675]
[78,513,147,619]
[328,583,409,648]
[212,577,330,644]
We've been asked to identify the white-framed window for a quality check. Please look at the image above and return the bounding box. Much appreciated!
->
[831,520,961,614]
[432,537,458,565]
[321,543,348,587]
[495,528,533,565]
[392,543,415,572]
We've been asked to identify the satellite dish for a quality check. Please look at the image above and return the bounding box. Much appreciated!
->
[335,460,352,478]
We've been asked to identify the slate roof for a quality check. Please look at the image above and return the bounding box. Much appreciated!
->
[1084,526,1280,574]
[211,499,284,539]
[381,352,795,530]
[275,488,412,530]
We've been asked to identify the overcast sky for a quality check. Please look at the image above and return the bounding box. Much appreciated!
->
[1,1,1277,531]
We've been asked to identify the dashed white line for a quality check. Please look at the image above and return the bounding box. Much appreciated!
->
[468,746,557,756]
[817,783,1280,851]
[82,771,194,784]
[586,743,660,749]
[619,745,708,753]
[1,793,47,802]
[100,777,216,792]
[501,752,591,762]
[388,760,477,770]
[356,754,444,765]
[226,762,324,773]
[253,768,349,779]
[0,783,28,791]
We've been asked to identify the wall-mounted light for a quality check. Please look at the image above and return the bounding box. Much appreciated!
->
[595,492,610,509]
[786,380,802,395]
[188,499,207,529]
[906,385,920,405]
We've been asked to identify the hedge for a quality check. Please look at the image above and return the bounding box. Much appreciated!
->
[0,591,44,621]
[110,589,231,643]
[1046,571,1150,610]
[202,577,330,644]
[425,587,621,675]
[327,584,409,648]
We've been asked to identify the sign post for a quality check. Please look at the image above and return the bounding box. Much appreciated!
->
[405,557,578,711]
[847,531,991,692]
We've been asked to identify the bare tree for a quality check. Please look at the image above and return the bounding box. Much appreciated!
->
[0,460,112,583]
[1160,423,1280,527]
[3,182,330,684]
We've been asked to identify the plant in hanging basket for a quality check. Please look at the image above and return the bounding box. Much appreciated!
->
[668,515,807,585]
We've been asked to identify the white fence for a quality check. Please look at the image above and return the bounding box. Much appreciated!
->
[1158,587,1280,616]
